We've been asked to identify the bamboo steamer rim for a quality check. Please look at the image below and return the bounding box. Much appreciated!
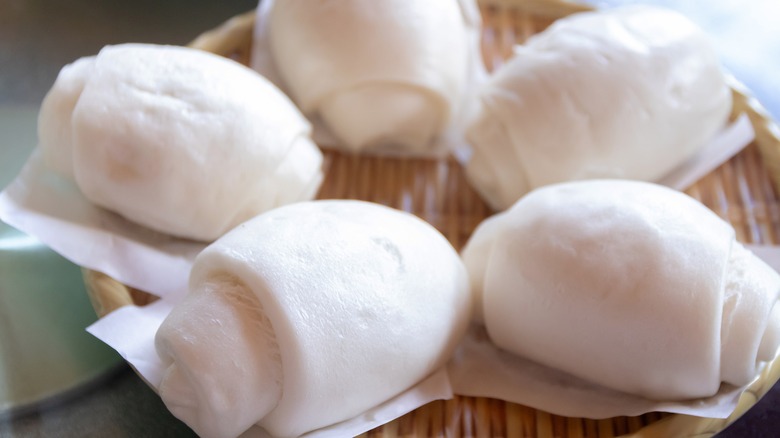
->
[82,1,780,437]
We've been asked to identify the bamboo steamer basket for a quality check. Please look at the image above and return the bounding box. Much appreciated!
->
[83,0,780,436]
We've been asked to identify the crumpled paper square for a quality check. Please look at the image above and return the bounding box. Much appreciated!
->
[447,324,775,420]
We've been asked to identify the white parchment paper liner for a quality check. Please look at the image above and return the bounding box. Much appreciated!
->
[0,150,202,301]
[249,0,487,159]
[656,113,757,191]
[448,325,779,419]
[87,299,453,438]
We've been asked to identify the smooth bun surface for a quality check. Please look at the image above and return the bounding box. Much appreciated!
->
[268,0,471,154]
[38,43,323,241]
[467,6,732,210]
[156,200,472,438]
[462,180,780,401]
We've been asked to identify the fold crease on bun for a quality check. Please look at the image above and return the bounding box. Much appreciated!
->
[156,200,472,438]
[466,6,732,211]
[462,180,780,402]
[265,0,480,155]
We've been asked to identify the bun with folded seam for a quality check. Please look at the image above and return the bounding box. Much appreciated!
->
[266,0,477,155]
[155,200,472,438]
[38,43,323,241]
[462,180,780,401]
[466,6,732,211]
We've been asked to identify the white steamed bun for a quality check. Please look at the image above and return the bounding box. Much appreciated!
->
[467,6,732,210]
[462,180,780,401]
[155,200,472,438]
[38,43,323,241]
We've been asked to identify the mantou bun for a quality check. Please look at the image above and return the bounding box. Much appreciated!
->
[466,6,732,210]
[462,180,780,400]
[38,43,323,241]
[156,200,472,437]
[267,0,471,154]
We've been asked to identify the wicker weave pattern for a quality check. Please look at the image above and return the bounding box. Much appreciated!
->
[83,1,780,436]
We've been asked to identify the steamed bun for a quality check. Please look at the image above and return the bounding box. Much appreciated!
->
[38,43,323,241]
[462,180,780,401]
[466,6,732,210]
[155,200,471,438]
[266,0,474,154]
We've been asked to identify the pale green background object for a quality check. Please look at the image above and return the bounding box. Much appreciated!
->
[0,106,122,416]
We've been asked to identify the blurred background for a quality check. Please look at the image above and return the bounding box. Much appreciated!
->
[0,0,257,106]
[0,0,778,436]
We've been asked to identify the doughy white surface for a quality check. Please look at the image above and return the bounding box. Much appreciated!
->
[267,0,471,154]
[462,180,780,401]
[156,200,472,438]
[37,43,323,241]
[37,56,95,180]
[466,6,732,210]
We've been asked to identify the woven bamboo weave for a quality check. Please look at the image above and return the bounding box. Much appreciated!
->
[83,1,780,436]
